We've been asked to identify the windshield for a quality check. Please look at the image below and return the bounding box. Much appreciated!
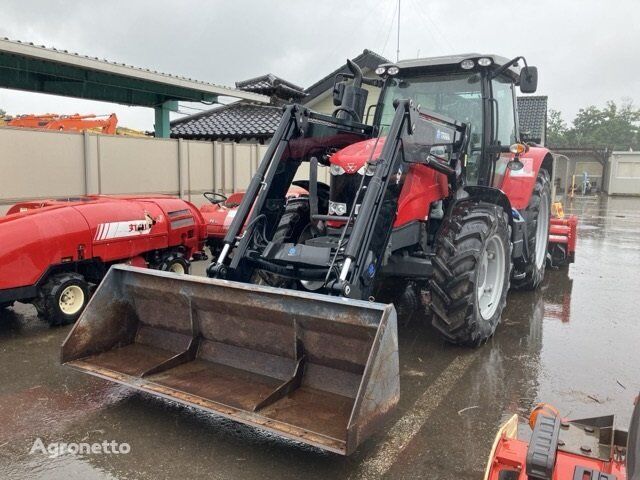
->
[378,72,482,131]
[377,71,483,183]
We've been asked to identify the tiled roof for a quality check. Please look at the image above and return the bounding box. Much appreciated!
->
[236,74,306,99]
[518,96,547,144]
[170,103,281,141]
[304,49,390,103]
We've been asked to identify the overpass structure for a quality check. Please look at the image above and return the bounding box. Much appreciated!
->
[0,37,269,137]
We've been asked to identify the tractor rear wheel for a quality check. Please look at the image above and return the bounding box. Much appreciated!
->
[156,251,190,275]
[38,273,90,326]
[513,169,551,290]
[430,200,512,346]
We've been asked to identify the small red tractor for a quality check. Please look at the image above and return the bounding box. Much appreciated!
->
[200,184,318,256]
[485,399,639,480]
[0,195,207,325]
[64,54,579,454]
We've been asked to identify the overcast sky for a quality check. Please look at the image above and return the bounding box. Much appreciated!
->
[0,0,638,130]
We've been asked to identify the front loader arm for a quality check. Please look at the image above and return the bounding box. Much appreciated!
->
[208,103,370,281]
[334,99,468,299]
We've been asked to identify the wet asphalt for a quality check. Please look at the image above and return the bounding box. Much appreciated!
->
[0,195,638,480]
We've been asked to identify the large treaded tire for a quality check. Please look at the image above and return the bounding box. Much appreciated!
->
[251,200,310,288]
[38,272,90,326]
[513,169,551,290]
[155,251,190,275]
[430,200,512,347]
[272,199,310,244]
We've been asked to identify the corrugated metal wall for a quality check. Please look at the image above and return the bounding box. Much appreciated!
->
[0,127,331,214]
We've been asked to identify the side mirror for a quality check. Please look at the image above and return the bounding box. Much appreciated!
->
[520,66,538,94]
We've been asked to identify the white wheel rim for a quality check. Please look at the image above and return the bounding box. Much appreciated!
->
[477,234,506,320]
[169,263,185,274]
[300,279,324,291]
[535,194,550,269]
[59,285,85,315]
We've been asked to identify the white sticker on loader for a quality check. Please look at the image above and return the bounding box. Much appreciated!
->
[95,216,153,241]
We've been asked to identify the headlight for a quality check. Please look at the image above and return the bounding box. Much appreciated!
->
[460,59,475,70]
[330,164,345,176]
[387,66,399,75]
[477,57,493,67]
[375,66,387,75]
[357,163,375,176]
[329,201,347,216]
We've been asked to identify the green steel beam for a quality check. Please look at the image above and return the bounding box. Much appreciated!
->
[154,100,178,138]
[0,53,219,106]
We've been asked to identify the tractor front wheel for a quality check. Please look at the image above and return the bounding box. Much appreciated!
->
[38,273,90,326]
[430,200,512,347]
[155,251,190,275]
[251,199,311,288]
[513,169,551,290]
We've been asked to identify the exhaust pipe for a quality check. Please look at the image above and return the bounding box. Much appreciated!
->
[62,265,399,455]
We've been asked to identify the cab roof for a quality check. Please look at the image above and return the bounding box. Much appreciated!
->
[381,54,521,81]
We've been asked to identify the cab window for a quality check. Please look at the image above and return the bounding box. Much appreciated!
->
[491,77,517,146]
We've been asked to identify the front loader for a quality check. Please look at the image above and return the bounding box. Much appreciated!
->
[64,54,564,453]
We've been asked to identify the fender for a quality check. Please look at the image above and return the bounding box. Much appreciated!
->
[462,185,512,221]
[457,186,528,263]
[500,146,553,210]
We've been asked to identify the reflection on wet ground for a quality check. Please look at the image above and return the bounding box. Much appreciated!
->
[0,195,638,479]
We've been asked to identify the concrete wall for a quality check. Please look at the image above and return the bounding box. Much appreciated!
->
[0,126,306,214]
[605,151,640,196]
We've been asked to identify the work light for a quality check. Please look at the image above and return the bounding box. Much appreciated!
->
[460,59,475,70]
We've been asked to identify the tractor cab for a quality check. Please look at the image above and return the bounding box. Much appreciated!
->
[327,54,539,218]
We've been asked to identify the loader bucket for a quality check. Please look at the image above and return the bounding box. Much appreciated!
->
[62,265,399,455]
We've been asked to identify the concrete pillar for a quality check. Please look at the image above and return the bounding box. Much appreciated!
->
[83,131,100,194]
[154,100,178,138]
[177,138,190,200]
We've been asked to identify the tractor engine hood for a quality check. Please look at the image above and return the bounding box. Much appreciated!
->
[327,138,386,218]
[330,137,386,174]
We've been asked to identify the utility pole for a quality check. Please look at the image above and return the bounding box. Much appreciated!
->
[396,0,401,62]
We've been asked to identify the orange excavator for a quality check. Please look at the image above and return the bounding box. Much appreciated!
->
[3,113,118,134]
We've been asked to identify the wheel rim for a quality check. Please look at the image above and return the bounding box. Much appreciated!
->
[169,263,185,274]
[477,234,506,320]
[535,193,551,269]
[59,285,85,315]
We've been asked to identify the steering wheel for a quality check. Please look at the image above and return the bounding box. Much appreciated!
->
[204,192,227,205]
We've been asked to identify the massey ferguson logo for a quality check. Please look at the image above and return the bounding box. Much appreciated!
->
[345,162,357,173]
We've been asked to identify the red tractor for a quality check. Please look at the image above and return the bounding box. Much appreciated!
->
[204,54,576,345]
[485,400,639,479]
[63,54,580,455]
[0,195,207,325]
[199,185,319,256]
